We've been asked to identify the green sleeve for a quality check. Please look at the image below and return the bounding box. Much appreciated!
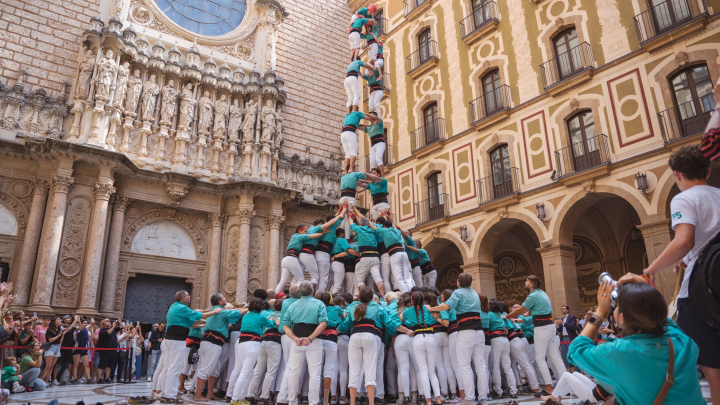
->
[567,336,619,384]
[284,306,296,330]
[179,305,203,323]
[318,304,329,324]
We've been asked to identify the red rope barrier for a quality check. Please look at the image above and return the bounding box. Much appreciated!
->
[0,345,131,350]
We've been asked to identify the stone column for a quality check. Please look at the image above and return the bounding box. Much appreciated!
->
[77,180,116,314]
[461,261,497,298]
[638,219,676,302]
[266,214,285,291]
[235,194,255,302]
[206,212,225,305]
[100,196,131,315]
[31,175,74,311]
[537,244,581,317]
[14,179,50,306]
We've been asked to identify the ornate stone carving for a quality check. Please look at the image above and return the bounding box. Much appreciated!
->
[95,49,117,102]
[260,99,276,144]
[582,180,595,194]
[209,212,225,227]
[160,79,178,125]
[224,226,240,301]
[32,179,51,196]
[124,69,143,114]
[597,0,622,31]
[178,83,196,129]
[52,175,75,194]
[121,209,206,260]
[113,195,131,211]
[248,226,264,281]
[570,98,580,112]
[555,17,565,29]
[497,207,508,220]
[213,94,229,139]
[198,91,214,134]
[238,209,255,225]
[675,51,689,66]
[228,99,243,142]
[94,183,117,201]
[53,197,90,307]
[266,215,284,230]
[166,183,190,206]
[141,74,160,121]
[75,50,96,99]
[241,98,257,143]
[114,261,127,311]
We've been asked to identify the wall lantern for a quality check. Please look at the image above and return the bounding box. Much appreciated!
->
[536,202,546,221]
[635,172,649,194]
[460,225,468,241]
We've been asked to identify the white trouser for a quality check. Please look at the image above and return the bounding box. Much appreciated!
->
[226,331,240,383]
[385,347,397,395]
[321,340,337,379]
[422,270,437,289]
[394,334,418,397]
[413,334,441,400]
[340,131,359,159]
[248,340,282,399]
[348,31,361,50]
[315,251,332,292]
[195,342,223,380]
[374,336,385,396]
[215,343,233,387]
[355,256,382,289]
[299,252,319,284]
[331,261,346,294]
[276,334,293,403]
[533,324,567,385]
[333,335,350,397]
[368,43,378,61]
[390,252,413,293]
[151,340,168,393]
[447,333,462,393]
[344,76,361,107]
[368,90,383,114]
[412,266,423,287]
[380,253,392,293]
[374,59,384,70]
[277,256,304,292]
[370,202,390,220]
[369,142,385,169]
[288,338,323,405]
[345,271,358,295]
[157,340,188,398]
[435,332,455,395]
[528,341,545,385]
[552,372,598,403]
[348,332,379,389]
[509,337,539,390]
[182,358,197,375]
[456,330,488,401]
[227,341,261,400]
[483,344,492,397]
[490,337,517,395]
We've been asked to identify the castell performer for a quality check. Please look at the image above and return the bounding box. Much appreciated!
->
[376,219,413,293]
[359,113,386,178]
[345,59,375,114]
[341,111,381,175]
[314,208,347,293]
[404,233,423,287]
[406,241,437,289]
[348,208,386,296]
[330,228,361,295]
[245,299,284,404]
[347,6,376,61]
[151,290,220,402]
[505,275,567,394]
[298,212,345,290]
[275,225,328,293]
[428,273,489,404]
[362,69,384,119]
[338,170,382,237]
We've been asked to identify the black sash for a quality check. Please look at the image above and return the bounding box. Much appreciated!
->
[516,330,524,339]
[447,320,458,334]
[367,37,377,45]
[377,53,384,60]
[262,328,282,344]
[293,323,318,338]
[319,327,338,343]
[432,323,448,334]
[456,312,483,332]
[350,27,361,34]
[345,258,356,273]
[301,244,316,254]
[421,262,435,275]
[387,243,404,257]
[484,330,491,345]
[372,192,388,205]
[490,330,507,340]
[370,83,382,92]
[359,245,379,258]
[352,319,382,338]
[285,249,300,258]
[317,241,333,254]
[201,330,229,346]
[377,241,387,256]
[165,325,190,341]
[341,188,357,198]
[239,331,262,343]
[410,258,419,267]
[526,336,534,344]
[532,313,554,327]
[592,385,612,402]
[185,336,201,348]
[346,70,359,78]
[342,124,358,133]
[370,134,385,146]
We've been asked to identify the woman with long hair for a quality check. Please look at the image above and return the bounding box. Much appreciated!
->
[423,291,455,402]
[391,294,418,405]
[405,291,441,405]
[40,316,63,383]
[72,318,91,384]
[487,298,517,399]
[319,292,343,405]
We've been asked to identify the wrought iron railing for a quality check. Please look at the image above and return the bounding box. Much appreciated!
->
[404,0,430,17]
[469,85,511,125]
[634,0,707,44]
[554,134,611,178]
[540,42,594,89]
[364,145,394,171]
[411,118,445,152]
[376,18,389,37]
[658,95,715,143]
[477,167,520,205]
[459,1,499,38]
[415,193,449,225]
[363,73,391,102]
[406,41,439,74]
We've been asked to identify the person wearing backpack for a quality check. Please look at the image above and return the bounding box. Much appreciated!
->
[639,144,720,404]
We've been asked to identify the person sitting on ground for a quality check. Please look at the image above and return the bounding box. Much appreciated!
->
[1,356,25,393]
[540,371,611,404]
[18,342,46,391]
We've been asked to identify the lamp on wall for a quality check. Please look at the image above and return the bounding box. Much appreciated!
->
[536,202,546,221]
[460,225,468,241]
[635,172,649,194]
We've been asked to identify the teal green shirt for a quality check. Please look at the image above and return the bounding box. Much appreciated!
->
[518,315,534,338]
[364,121,384,140]
[343,112,365,129]
[340,300,386,333]
[305,225,322,247]
[347,60,366,74]
[355,7,371,18]
[283,296,328,330]
[350,17,370,31]
[240,311,276,336]
[417,249,430,265]
[480,311,490,329]
[405,236,418,260]
[166,301,203,330]
[286,233,311,252]
[320,221,341,245]
[351,223,377,248]
[362,69,382,88]
[384,301,401,341]
[205,305,243,337]
[189,327,204,339]
[340,172,366,191]
[367,178,387,195]
[339,301,361,334]
[326,305,345,328]
[401,306,434,327]
[445,287,481,314]
[332,238,350,255]
[278,297,299,335]
[378,226,403,247]
[568,320,704,405]
[348,242,359,262]
[522,289,553,316]
[487,312,506,332]
[377,42,383,56]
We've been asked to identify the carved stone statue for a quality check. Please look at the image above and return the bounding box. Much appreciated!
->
[124,69,143,113]
[141,74,160,121]
[213,94,229,138]
[75,49,96,99]
[160,79,178,124]
[198,90,214,134]
[228,98,242,141]
[241,98,257,143]
[260,99,276,143]
[114,62,130,108]
[178,83,195,129]
[275,115,283,148]
[95,49,117,101]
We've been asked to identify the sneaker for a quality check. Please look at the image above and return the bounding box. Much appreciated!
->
[225,397,232,403]
[86,379,96,384]
[502,393,518,399]
[339,398,349,405]
[448,397,461,404]
[374,397,386,405]
[331,397,338,405]
[534,389,551,398]
[52,380,60,386]
[301,397,309,405]
[147,377,153,382]
[440,396,449,403]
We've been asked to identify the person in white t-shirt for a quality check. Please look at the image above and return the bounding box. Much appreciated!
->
[626,144,720,404]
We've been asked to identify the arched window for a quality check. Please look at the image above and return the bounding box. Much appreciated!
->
[427,171,445,220]
[423,102,439,143]
[553,27,582,79]
[649,0,691,33]
[481,69,503,114]
[155,0,246,36]
[418,29,432,64]
[567,110,600,171]
[490,144,513,198]
[670,64,715,136]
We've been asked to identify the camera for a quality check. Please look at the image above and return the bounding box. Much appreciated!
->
[598,272,619,309]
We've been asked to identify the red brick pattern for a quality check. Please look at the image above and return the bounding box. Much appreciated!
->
[0,0,99,95]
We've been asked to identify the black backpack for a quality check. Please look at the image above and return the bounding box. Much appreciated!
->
[689,231,720,334]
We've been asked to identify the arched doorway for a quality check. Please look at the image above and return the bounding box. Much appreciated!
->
[425,237,464,290]
[493,252,532,306]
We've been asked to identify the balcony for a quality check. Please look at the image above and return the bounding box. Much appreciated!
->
[364,145,394,172]
[406,41,439,79]
[415,193,449,226]
[633,0,708,52]
[554,134,611,185]
[540,42,594,96]
[658,95,715,144]
[404,0,434,20]
[376,18,389,38]
[362,73,391,103]
[469,85,511,131]
[476,167,521,209]
[459,2,500,46]
[411,118,446,157]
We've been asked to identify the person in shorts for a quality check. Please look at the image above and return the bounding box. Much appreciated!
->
[57,315,80,385]
[39,316,63,385]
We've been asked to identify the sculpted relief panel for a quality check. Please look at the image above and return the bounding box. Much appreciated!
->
[130,220,197,260]
[0,203,17,236]
[53,196,92,307]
